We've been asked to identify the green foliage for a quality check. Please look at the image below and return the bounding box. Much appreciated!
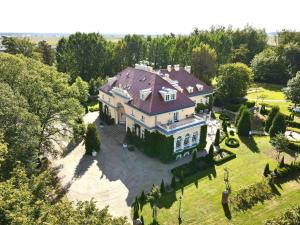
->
[38,40,55,66]
[216,63,253,101]
[71,76,89,105]
[251,48,289,84]
[236,105,247,125]
[147,185,161,205]
[99,105,115,125]
[0,165,129,225]
[284,72,300,106]
[139,191,147,205]
[208,144,214,160]
[214,129,220,146]
[269,113,287,137]
[225,137,240,148]
[0,53,84,177]
[279,156,285,168]
[213,148,236,165]
[231,178,275,212]
[160,179,165,193]
[263,163,270,177]
[171,176,176,189]
[195,103,208,113]
[191,43,217,84]
[127,129,174,162]
[275,161,300,181]
[72,117,86,144]
[222,121,228,135]
[2,36,35,57]
[270,133,289,156]
[237,109,251,136]
[264,205,300,225]
[56,33,107,82]
[84,123,100,155]
[198,125,207,150]
[265,106,280,132]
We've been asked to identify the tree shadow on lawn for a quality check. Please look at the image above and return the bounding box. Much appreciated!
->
[222,203,232,220]
[156,165,217,209]
[239,136,260,153]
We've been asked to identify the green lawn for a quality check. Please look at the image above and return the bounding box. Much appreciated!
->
[246,83,286,100]
[136,136,300,225]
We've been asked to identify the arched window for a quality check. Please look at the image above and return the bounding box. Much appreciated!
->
[176,136,182,150]
[192,132,198,144]
[184,134,190,147]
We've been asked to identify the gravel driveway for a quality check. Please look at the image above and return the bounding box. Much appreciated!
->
[52,112,208,221]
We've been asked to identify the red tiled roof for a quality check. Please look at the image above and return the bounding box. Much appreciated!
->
[160,68,214,96]
[100,67,212,115]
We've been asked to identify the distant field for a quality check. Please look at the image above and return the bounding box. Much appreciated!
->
[20,34,123,46]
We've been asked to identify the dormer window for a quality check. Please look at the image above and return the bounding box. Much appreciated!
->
[186,86,194,93]
[196,84,204,91]
[159,87,177,102]
[139,88,152,101]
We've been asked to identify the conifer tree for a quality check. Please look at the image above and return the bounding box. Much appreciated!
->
[237,109,251,136]
[269,113,286,137]
[84,123,100,155]
[265,106,280,132]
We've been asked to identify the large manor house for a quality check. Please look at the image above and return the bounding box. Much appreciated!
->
[99,63,214,157]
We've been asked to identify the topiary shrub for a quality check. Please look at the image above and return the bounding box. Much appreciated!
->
[269,112,286,137]
[225,137,240,148]
[84,123,100,155]
[214,129,220,146]
[265,106,280,132]
[263,163,270,177]
[229,130,235,136]
[237,109,251,136]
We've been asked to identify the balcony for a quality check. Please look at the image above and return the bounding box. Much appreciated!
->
[156,114,207,135]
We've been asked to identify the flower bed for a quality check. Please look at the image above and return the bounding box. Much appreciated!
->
[213,149,236,165]
[225,137,240,148]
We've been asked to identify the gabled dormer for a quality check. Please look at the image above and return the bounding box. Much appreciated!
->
[159,87,177,102]
[139,88,152,101]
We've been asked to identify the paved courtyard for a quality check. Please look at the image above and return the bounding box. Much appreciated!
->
[52,112,214,220]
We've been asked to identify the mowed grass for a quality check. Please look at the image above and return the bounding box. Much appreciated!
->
[136,136,300,225]
[246,83,286,100]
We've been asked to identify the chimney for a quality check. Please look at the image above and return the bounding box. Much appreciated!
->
[184,66,191,73]
[167,65,172,72]
[174,64,180,71]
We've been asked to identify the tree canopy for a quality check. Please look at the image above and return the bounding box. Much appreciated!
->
[284,72,300,106]
[216,63,253,101]
[191,43,217,84]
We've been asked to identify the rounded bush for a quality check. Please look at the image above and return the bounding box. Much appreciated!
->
[225,137,240,148]
[229,130,235,136]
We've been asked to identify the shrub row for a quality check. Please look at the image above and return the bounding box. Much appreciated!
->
[287,121,300,129]
[288,141,300,152]
[213,149,236,165]
[264,205,300,225]
[171,156,213,178]
[230,178,275,212]
[224,101,256,112]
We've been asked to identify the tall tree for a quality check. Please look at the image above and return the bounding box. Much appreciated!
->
[2,36,35,57]
[84,123,100,155]
[216,63,253,101]
[237,109,251,136]
[284,72,300,107]
[38,40,55,66]
[265,106,280,132]
[251,48,289,84]
[56,32,107,81]
[191,43,217,84]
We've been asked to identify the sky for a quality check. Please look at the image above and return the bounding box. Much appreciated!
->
[1,0,300,34]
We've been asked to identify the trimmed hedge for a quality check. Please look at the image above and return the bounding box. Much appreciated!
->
[225,137,240,148]
[288,141,300,152]
[264,205,300,225]
[231,178,275,212]
[171,156,213,178]
[287,121,300,129]
[213,149,236,165]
